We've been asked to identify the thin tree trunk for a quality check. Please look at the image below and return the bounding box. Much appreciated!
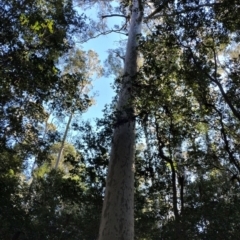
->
[169,161,179,221]
[168,161,181,239]
[55,113,73,169]
[98,1,143,239]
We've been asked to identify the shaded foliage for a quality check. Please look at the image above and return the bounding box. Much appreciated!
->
[1,0,240,239]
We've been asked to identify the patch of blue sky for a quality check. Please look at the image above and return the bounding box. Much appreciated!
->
[82,33,121,121]
[74,3,127,121]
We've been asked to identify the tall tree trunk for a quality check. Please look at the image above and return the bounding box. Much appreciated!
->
[98,1,143,239]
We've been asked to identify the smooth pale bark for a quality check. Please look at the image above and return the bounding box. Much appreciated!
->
[98,1,143,239]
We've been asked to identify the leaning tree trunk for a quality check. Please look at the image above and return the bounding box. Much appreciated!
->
[55,113,73,169]
[98,1,143,239]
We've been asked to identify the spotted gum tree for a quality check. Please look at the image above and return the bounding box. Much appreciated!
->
[78,0,167,239]
[96,0,167,239]
[98,1,143,239]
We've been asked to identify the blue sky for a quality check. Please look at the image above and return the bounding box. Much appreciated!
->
[77,4,127,121]
[82,34,117,121]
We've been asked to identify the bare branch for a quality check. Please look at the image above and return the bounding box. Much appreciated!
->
[102,14,128,19]
[112,50,125,62]
[78,29,128,44]
[78,15,128,43]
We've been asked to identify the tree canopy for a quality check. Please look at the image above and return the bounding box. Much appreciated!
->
[1,0,240,239]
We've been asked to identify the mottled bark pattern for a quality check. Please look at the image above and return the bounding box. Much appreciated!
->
[98,1,143,239]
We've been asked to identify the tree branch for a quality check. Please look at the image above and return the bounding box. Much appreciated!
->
[146,3,221,20]
[215,107,240,173]
[78,28,128,44]
[189,49,240,122]
[112,50,125,62]
[102,14,128,19]
[154,118,179,220]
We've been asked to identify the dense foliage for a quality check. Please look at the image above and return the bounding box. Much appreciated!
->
[1,0,240,239]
